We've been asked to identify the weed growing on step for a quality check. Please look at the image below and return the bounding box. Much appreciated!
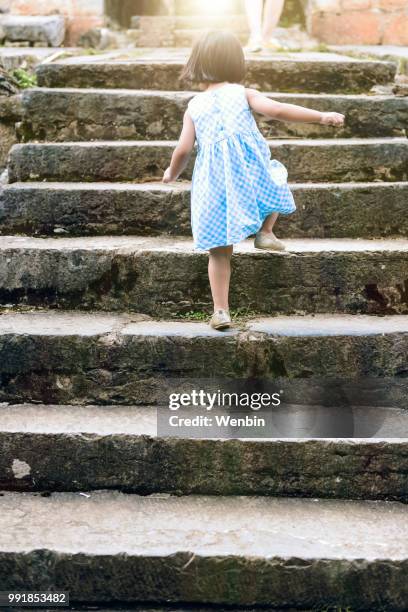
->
[175,307,258,322]
[399,57,408,76]
[12,68,37,89]
[312,42,330,53]
[0,304,44,314]
[176,310,208,321]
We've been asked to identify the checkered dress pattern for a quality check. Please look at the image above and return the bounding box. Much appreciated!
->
[187,83,296,251]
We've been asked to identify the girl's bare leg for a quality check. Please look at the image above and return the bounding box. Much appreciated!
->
[208,245,233,311]
[244,0,264,41]
[260,212,279,233]
[262,0,285,41]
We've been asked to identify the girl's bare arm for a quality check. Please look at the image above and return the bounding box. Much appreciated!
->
[163,111,196,182]
[246,88,345,126]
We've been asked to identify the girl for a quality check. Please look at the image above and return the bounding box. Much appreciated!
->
[163,31,344,331]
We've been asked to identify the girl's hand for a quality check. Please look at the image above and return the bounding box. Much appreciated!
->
[320,112,345,127]
[163,167,175,183]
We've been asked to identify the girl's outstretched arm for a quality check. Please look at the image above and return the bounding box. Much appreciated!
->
[246,88,345,126]
[163,111,196,182]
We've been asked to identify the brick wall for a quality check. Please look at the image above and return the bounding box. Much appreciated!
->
[309,0,408,45]
[5,0,105,44]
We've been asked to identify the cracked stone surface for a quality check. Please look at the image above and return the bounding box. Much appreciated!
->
[0,490,406,558]
[19,89,408,141]
[8,138,408,183]
[0,311,407,405]
[35,50,397,93]
[0,491,407,608]
[0,236,408,316]
[1,181,407,239]
[0,404,407,499]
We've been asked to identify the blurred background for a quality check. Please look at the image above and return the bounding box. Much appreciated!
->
[0,0,405,48]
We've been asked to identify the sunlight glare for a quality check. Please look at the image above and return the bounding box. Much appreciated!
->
[191,0,237,15]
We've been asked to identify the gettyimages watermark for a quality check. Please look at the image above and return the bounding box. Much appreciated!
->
[163,387,281,438]
[156,378,408,439]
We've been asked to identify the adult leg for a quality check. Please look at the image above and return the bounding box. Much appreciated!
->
[244,0,264,42]
[262,0,285,41]
[208,245,233,311]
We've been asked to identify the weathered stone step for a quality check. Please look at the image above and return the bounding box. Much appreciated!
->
[36,52,397,94]
[0,15,65,47]
[1,403,408,500]
[1,236,408,316]
[2,181,407,239]
[0,490,407,609]
[0,311,407,405]
[9,138,408,183]
[20,89,408,141]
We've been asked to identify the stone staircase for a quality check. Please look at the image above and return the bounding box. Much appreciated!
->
[0,48,408,609]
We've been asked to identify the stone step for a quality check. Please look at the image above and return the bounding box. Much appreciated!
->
[0,490,407,609]
[1,403,408,499]
[2,181,407,239]
[35,52,397,94]
[20,88,408,142]
[0,15,65,48]
[130,14,248,30]
[8,138,408,183]
[1,236,408,316]
[0,311,407,405]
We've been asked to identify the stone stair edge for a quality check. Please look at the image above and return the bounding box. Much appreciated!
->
[23,86,403,100]
[4,179,408,190]
[1,310,408,335]
[10,137,408,146]
[1,234,408,252]
[35,52,398,66]
[1,402,408,442]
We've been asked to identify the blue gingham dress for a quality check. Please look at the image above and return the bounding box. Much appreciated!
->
[188,83,296,251]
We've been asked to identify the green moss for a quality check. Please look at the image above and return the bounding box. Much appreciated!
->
[312,42,330,53]
[173,307,258,323]
[399,57,408,76]
[176,310,209,321]
[12,68,37,89]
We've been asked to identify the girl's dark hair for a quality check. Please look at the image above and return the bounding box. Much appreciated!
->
[180,30,246,85]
